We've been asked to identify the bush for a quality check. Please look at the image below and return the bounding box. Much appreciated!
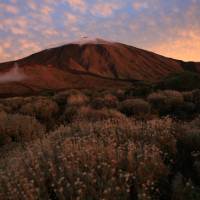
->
[113,89,125,101]
[67,93,89,106]
[156,71,200,91]
[91,95,118,109]
[193,89,200,111]
[125,83,153,97]
[163,90,184,106]
[0,104,11,113]
[53,89,84,106]
[90,97,105,109]
[20,97,59,123]
[0,97,29,112]
[182,91,194,102]
[147,92,166,111]
[148,90,184,115]
[103,94,119,108]
[0,112,45,146]
[75,107,126,122]
[0,117,174,200]
[61,106,78,123]
[119,98,150,117]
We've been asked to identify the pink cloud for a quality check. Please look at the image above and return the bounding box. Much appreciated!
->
[91,2,122,17]
[66,0,87,12]
[41,6,54,15]
[132,2,148,11]
[65,13,78,24]
[0,3,19,14]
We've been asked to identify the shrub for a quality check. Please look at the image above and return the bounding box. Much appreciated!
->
[147,90,184,115]
[61,106,78,123]
[147,92,166,111]
[75,107,126,122]
[91,95,119,109]
[20,97,59,123]
[67,93,89,106]
[155,71,200,91]
[193,89,200,111]
[182,91,194,102]
[103,94,119,108]
[0,117,175,200]
[125,83,153,97]
[53,89,87,106]
[119,98,150,117]
[113,89,125,101]
[163,90,184,106]
[90,97,105,109]
[0,97,28,112]
[0,104,11,113]
[0,112,45,146]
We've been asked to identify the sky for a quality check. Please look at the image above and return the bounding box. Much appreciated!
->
[0,0,200,62]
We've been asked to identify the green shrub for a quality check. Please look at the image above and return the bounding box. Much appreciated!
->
[119,98,150,117]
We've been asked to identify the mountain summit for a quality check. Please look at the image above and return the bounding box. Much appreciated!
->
[0,39,199,97]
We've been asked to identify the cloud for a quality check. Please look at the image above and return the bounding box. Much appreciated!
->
[0,3,19,14]
[41,6,54,15]
[42,28,59,37]
[27,0,38,10]
[91,2,122,17]
[0,63,27,83]
[19,39,40,51]
[66,0,87,12]
[0,47,10,61]
[132,2,148,11]
[65,13,78,24]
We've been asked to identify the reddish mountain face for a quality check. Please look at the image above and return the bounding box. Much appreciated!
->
[0,39,199,97]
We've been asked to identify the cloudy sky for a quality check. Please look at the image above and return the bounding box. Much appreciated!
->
[0,0,200,62]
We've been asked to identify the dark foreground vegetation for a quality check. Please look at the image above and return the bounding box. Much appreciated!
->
[0,86,200,199]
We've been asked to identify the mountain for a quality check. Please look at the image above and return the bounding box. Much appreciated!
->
[0,38,199,97]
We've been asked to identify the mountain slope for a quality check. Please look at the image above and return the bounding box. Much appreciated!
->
[0,39,199,97]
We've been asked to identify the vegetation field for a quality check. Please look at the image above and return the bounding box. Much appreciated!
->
[0,87,200,200]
